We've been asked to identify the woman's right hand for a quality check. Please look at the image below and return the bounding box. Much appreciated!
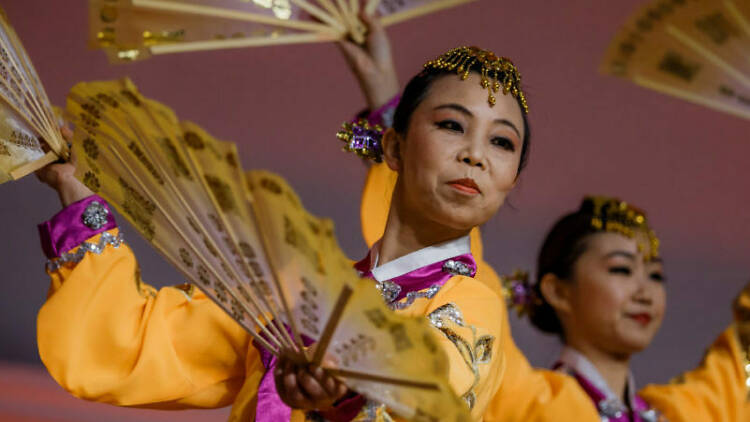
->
[338,14,399,111]
[35,127,93,207]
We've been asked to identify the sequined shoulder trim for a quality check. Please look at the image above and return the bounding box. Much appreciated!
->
[46,232,124,272]
[388,284,442,310]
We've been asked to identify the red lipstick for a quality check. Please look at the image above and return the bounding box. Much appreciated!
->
[447,178,481,195]
[627,313,652,326]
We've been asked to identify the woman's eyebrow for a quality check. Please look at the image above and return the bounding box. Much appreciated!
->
[603,250,636,261]
[494,118,521,138]
[433,104,521,138]
[434,103,472,116]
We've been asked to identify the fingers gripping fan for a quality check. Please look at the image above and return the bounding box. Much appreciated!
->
[89,0,479,61]
[601,0,750,120]
[66,77,470,421]
[0,8,69,184]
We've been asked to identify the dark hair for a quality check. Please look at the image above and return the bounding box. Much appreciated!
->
[391,67,531,175]
[528,200,601,336]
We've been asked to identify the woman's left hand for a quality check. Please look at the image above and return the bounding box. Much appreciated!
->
[274,358,349,411]
[338,14,399,111]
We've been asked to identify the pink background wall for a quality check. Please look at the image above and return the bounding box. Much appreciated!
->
[0,0,748,419]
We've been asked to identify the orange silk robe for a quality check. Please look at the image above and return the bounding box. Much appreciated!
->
[360,162,749,422]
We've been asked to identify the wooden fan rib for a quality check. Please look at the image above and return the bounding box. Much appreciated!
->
[148,31,339,55]
[245,195,309,356]
[172,137,299,354]
[68,90,286,351]
[7,150,57,180]
[289,0,347,33]
[104,94,290,352]
[0,38,50,135]
[364,0,381,16]
[666,25,750,88]
[0,88,49,139]
[325,368,440,391]
[70,120,280,353]
[131,0,337,34]
[0,34,63,154]
[0,29,57,130]
[314,0,345,24]
[201,142,302,354]
[104,142,285,353]
[725,0,750,37]
[633,75,750,121]
[380,0,477,27]
[311,284,353,365]
[159,116,297,353]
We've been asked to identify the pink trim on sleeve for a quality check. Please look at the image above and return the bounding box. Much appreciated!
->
[38,195,117,259]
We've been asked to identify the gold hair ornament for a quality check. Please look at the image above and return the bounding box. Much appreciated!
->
[423,46,529,112]
[587,196,660,260]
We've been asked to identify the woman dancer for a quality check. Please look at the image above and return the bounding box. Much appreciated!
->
[34,40,608,420]
[513,196,749,421]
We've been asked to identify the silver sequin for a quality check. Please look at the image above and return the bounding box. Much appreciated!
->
[442,259,473,276]
[639,409,663,422]
[376,280,401,303]
[46,232,124,272]
[389,284,441,310]
[375,279,442,311]
[81,200,109,230]
[598,398,625,420]
[428,302,466,328]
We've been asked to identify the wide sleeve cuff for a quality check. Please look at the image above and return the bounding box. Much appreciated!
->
[317,393,367,422]
[355,94,401,129]
[38,195,117,259]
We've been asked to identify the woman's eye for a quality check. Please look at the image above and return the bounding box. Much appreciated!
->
[491,136,516,152]
[608,266,632,276]
[436,120,463,132]
[649,272,665,283]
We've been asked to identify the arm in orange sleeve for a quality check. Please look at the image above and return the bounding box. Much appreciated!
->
[638,286,750,422]
[483,281,601,422]
[37,197,258,409]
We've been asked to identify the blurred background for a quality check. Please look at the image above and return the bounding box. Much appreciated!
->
[0,0,748,420]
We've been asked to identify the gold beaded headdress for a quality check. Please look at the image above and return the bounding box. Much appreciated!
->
[423,46,529,112]
[586,195,660,260]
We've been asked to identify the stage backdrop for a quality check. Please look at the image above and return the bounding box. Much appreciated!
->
[0,0,748,420]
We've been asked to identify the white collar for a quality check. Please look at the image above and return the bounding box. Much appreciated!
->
[557,346,638,407]
[368,235,471,282]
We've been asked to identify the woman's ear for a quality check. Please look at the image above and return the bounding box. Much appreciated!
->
[539,273,573,315]
[381,128,401,172]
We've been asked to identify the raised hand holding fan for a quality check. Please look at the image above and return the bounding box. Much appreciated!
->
[90,0,480,61]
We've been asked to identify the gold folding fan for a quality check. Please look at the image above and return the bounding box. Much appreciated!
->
[90,0,480,62]
[66,77,470,421]
[0,8,69,184]
[601,0,750,120]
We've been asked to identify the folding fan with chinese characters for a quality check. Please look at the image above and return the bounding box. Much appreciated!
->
[601,0,750,120]
[66,77,470,421]
[90,0,479,62]
[0,8,69,184]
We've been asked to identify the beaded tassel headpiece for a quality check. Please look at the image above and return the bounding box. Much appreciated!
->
[587,195,660,260]
[424,46,529,112]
